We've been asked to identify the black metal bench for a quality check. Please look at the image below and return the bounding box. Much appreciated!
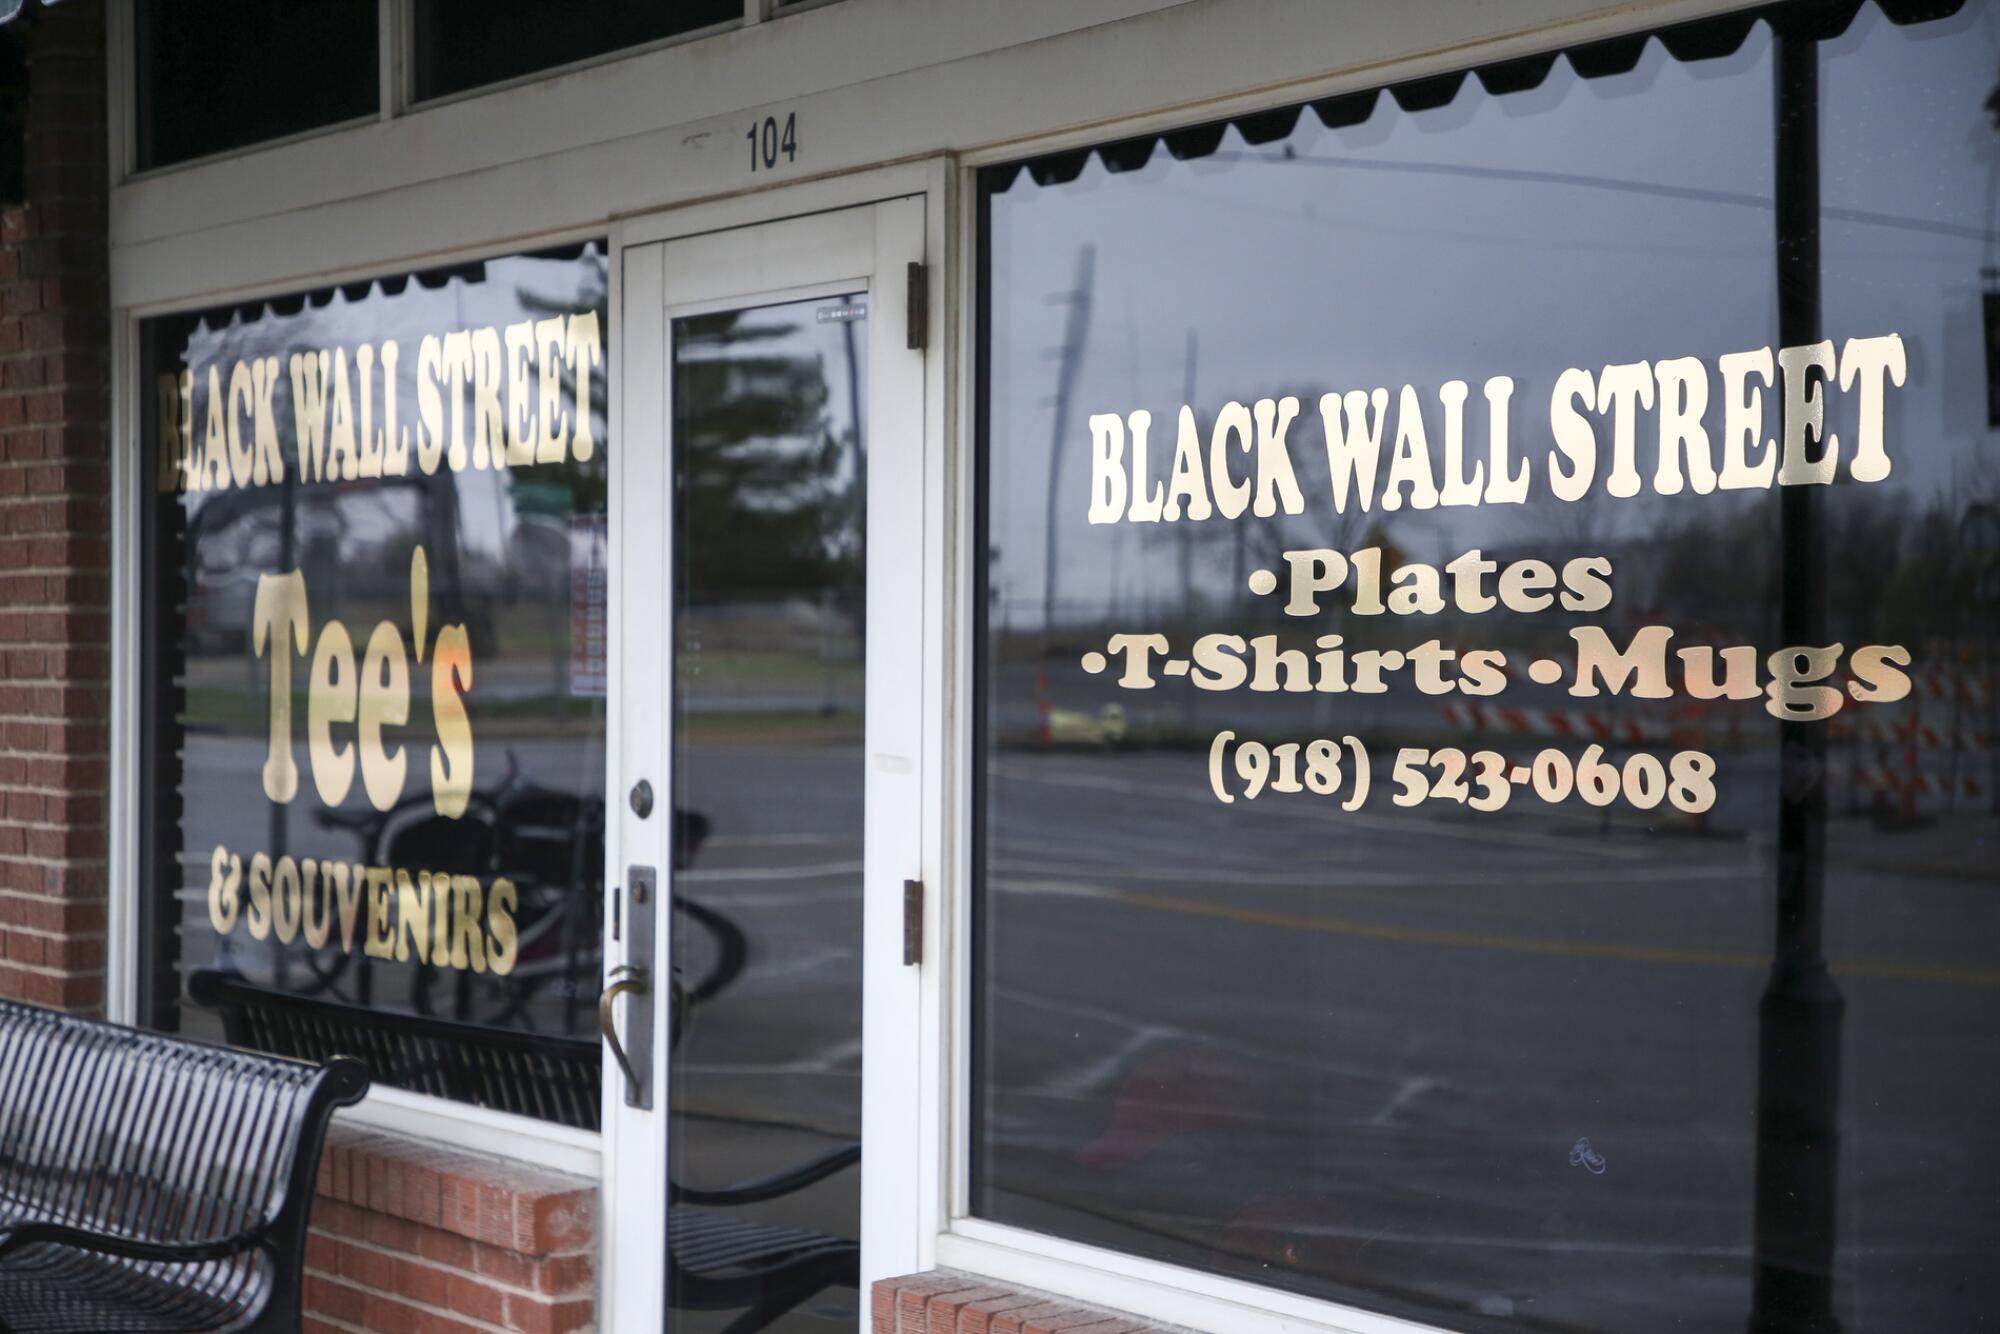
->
[0,998,369,1334]
[185,883,751,1132]
[190,871,850,1333]
[668,1141,861,1334]
[189,969,601,1130]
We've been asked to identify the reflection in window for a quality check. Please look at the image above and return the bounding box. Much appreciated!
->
[668,295,868,1330]
[412,0,741,102]
[972,4,1999,1331]
[133,0,378,170]
[138,244,611,1129]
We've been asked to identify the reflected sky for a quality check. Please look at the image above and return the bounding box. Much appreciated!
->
[988,6,1996,630]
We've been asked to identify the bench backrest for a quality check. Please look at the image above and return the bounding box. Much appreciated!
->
[0,999,369,1322]
[189,969,598,1129]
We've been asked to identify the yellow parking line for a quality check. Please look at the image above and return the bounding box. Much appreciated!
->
[1110,889,2000,987]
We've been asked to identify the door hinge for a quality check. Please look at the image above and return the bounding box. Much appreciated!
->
[906,261,928,351]
[903,878,924,966]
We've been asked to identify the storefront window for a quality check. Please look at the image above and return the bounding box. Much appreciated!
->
[972,3,1998,1330]
[412,0,741,103]
[133,0,379,170]
[137,243,610,1130]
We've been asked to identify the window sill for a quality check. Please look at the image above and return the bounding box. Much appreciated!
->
[873,1269,1190,1334]
[934,1221,1454,1334]
[337,1082,602,1179]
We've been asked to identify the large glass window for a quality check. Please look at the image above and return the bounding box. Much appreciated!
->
[138,243,610,1129]
[972,4,1999,1331]
[412,0,740,103]
[134,0,379,170]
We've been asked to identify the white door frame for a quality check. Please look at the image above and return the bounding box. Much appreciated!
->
[604,163,953,1331]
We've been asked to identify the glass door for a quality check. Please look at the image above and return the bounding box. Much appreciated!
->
[606,199,929,1332]
[666,288,868,1333]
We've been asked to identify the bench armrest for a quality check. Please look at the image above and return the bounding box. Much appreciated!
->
[670,1141,860,1206]
[0,1217,272,1266]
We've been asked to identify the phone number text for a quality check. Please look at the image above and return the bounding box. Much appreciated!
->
[1207,734,1717,813]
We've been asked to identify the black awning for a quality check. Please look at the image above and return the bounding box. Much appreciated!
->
[992,0,1968,192]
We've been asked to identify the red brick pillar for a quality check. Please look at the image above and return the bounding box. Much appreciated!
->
[0,0,111,1012]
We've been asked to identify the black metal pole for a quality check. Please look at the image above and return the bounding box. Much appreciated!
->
[1748,26,1845,1334]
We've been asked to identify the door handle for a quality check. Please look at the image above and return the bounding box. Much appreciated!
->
[600,964,651,1108]
[603,866,659,1109]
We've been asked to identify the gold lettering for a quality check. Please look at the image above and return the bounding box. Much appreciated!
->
[535,316,568,463]
[430,625,474,818]
[252,356,283,485]
[359,622,410,811]
[302,858,333,949]
[1766,643,1844,721]
[252,571,309,803]
[364,867,395,959]
[202,365,230,490]
[487,878,519,976]
[564,312,602,461]
[331,862,362,953]
[1679,645,1760,701]
[177,369,196,491]
[356,343,383,479]
[471,326,503,469]
[327,346,359,481]
[1569,625,1674,699]
[416,335,446,475]
[432,870,449,958]
[289,350,331,483]
[442,330,472,472]
[394,868,430,964]
[155,373,183,493]
[246,852,273,941]
[380,341,408,476]
[207,844,241,934]
[1848,643,1913,703]
[504,320,537,466]
[451,875,486,972]
[226,360,256,488]
[272,855,302,944]
[308,622,358,806]
[1380,385,1438,512]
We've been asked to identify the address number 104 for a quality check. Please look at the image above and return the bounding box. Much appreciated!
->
[747,112,798,171]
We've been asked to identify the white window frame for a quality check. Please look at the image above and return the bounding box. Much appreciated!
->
[96,0,1771,1320]
[104,221,627,1177]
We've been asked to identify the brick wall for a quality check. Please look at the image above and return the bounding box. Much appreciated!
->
[874,1272,1194,1334]
[0,0,110,1012]
[0,11,605,1333]
[308,1126,597,1334]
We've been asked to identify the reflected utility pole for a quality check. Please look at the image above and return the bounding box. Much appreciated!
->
[1180,330,1199,734]
[1041,245,1094,636]
[267,453,297,994]
[1750,26,1843,1334]
[1179,329,1198,620]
